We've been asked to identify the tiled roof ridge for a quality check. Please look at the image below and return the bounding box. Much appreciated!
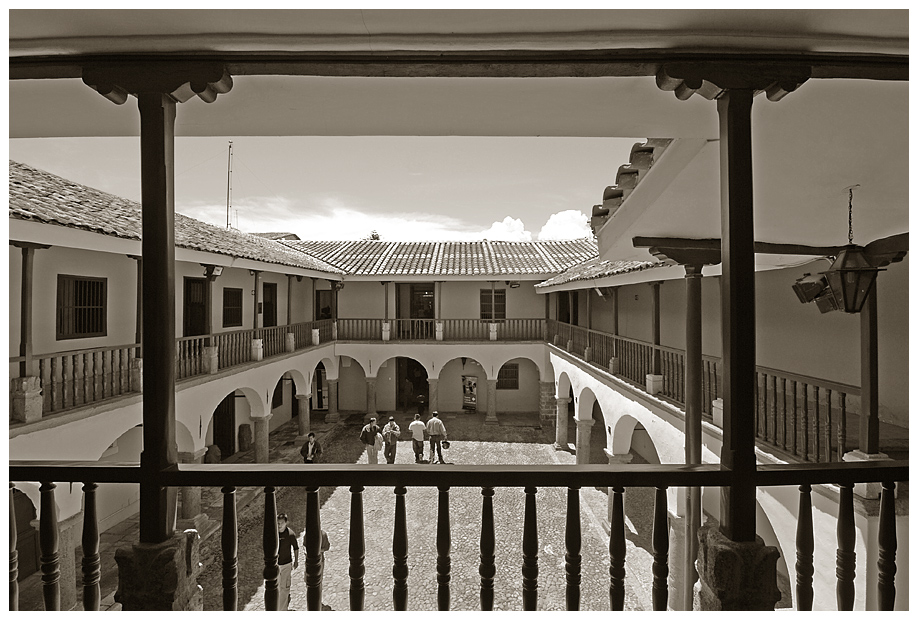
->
[368,241,402,275]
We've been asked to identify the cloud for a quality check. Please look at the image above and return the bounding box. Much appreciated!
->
[480,216,532,242]
[537,210,591,240]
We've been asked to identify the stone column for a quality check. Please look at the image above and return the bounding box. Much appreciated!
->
[285,332,295,353]
[10,376,42,423]
[428,378,439,413]
[115,530,203,611]
[365,377,377,422]
[538,381,555,426]
[202,346,218,374]
[574,418,595,464]
[176,449,209,533]
[250,338,264,362]
[252,414,273,463]
[694,525,780,610]
[668,514,688,610]
[325,379,340,423]
[554,397,571,449]
[295,394,311,443]
[484,378,499,425]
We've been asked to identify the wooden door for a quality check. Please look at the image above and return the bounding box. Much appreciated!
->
[263,282,278,327]
[213,393,236,459]
[183,277,207,337]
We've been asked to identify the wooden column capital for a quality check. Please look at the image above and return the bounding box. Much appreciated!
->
[82,62,232,105]
[656,62,810,101]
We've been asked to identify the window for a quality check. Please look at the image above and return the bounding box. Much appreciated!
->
[497,363,519,390]
[56,275,106,340]
[223,288,243,327]
[480,288,506,321]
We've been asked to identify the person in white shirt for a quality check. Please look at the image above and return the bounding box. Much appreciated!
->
[407,413,427,463]
[425,411,448,464]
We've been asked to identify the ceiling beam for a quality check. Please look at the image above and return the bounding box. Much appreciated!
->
[9,50,908,81]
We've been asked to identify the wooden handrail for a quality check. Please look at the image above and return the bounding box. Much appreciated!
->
[9,460,907,488]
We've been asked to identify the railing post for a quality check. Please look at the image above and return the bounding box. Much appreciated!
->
[877,481,897,610]
[684,264,704,608]
[564,486,581,611]
[609,486,625,611]
[836,483,856,611]
[81,482,101,611]
[348,486,366,611]
[652,486,670,611]
[262,486,279,611]
[522,486,539,611]
[436,486,451,611]
[221,486,238,611]
[39,481,60,611]
[479,487,496,611]
[305,486,323,611]
[392,486,409,610]
[795,484,814,611]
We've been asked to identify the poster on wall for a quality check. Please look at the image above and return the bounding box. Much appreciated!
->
[462,375,478,411]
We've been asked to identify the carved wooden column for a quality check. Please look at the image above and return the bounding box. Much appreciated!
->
[11,243,48,424]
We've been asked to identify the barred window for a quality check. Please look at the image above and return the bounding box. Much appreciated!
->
[496,363,519,390]
[223,288,243,327]
[56,275,107,340]
[480,289,507,321]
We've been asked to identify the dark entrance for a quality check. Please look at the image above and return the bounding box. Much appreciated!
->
[565,386,576,449]
[213,392,236,459]
[396,283,435,338]
[12,489,40,581]
[315,289,333,320]
[263,282,278,327]
[183,277,207,337]
[558,290,578,325]
[312,363,328,410]
[590,400,607,464]
[396,357,428,411]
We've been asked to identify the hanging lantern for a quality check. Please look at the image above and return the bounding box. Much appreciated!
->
[821,245,882,313]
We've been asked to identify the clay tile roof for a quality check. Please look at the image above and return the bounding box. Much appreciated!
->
[283,238,599,277]
[8,161,343,275]
[251,232,301,241]
[535,256,661,288]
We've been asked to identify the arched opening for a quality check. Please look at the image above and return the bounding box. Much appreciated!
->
[438,356,486,413]
[396,357,429,413]
[206,391,243,460]
[312,362,328,411]
[12,489,39,581]
[589,400,607,464]
[565,384,575,449]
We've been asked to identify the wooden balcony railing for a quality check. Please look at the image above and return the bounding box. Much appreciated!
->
[392,318,436,340]
[547,320,862,463]
[9,460,907,611]
[337,319,384,341]
[34,344,140,415]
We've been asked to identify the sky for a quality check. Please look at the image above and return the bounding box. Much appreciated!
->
[8,135,641,242]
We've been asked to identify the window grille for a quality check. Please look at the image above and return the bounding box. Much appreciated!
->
[56,275,106,339]
[480,288,507,321]
[497,363,519,390]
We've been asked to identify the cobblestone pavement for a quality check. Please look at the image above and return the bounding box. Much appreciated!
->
[223,413,658,612]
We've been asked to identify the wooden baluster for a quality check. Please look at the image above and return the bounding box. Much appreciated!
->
[780,377,787,451]
[392,486,409,610]
[93,350,104,401]
[609,486,625,611]
[801,383,809,461]
[836,483,856,610]
[522,486,539,611]
[790,380,798,456]
[348,486,366,611]
[221,486,238,611]
[770,375,778,446]
[262,486,279,611]
[651,486,669,611]
[564,486,581,611]
[795,484,814,611]
[80,482,100,610]
[73,354,84,407]
[10,483,19,611]
[825,389,833,462]
[813,386,821,463]
[39,481,60,611]
[877,481,897,610]
[305,486,323,611]
[754,374,762,438]
[479,487,496,611]
[837,394,847,462]
[102,350,111,398]
[436,486,451,611]
[38,359,49,413]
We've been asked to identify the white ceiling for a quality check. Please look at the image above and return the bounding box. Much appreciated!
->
[8,9,909,265]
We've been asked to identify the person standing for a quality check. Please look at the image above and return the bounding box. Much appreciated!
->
[382,416,401,464]
[300,432,322,463]
[416,392,427,417]
[360,417,382,464]
[425,411,448,464]
[407,413,427,463]
[276,513,299,611]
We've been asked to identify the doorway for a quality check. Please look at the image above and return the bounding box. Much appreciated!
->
[183,277,207,336]
[396,357,428,411]
[213,393,236,459]
[263,282,278,327]
[396,283,435,338]
[315,290,333,320]
[312,363,328,410]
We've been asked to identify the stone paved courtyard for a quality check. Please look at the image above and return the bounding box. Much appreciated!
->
[195,411,659,612]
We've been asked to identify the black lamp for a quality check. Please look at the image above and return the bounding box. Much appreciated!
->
[821,246,881,313]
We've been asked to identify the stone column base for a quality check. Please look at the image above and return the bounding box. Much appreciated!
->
[484,413,500,425]
[842,450,892,499]
[712,398,724,428]
[311,328,320,346]
[646,373,664,395]
[325,411,341,424]
[130,358,143,392]
[382,322,391,341]
[694,525,780,611]
[285,332,296,353]
[115,530,203,611]
[202,346,219,374]
[609,357,620,374]
[250,338,264,362]
[10,376,42,423]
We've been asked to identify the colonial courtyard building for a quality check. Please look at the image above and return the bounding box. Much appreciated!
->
[8,9,908,612]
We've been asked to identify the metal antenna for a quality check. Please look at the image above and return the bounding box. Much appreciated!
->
[226,141,234,229]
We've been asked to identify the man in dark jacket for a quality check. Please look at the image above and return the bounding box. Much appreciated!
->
[359,417,381,464]
[300,432,322,463]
